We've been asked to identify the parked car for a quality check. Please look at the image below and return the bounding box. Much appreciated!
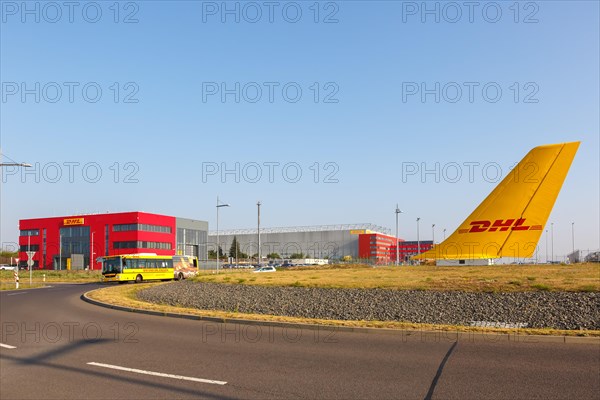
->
[253,266,276,273]
[0,264,16,271]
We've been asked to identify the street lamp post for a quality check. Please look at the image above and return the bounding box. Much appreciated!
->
[91,231,94,270]
[216,196,230,274]
[416,217,421,256]
[395,205,402,266]
[571,222,575,256]
[551,222,554,263]
[0,154,31,260]
[443,228,446,241]
[432,224,435,245]
[257,201,261,267]
[59,232,62,271]
[0,163,32,167]
[28,235,32,286]
[545,229,548,263]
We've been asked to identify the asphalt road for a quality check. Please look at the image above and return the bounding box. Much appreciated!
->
[1,284,598,400]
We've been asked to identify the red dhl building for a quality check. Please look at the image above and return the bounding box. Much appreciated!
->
[358,233,433,263]
[19,212,207,270]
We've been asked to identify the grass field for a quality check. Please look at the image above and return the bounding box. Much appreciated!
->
[193,263,600,292]
[0,270,101,284]
[0,282,46,290]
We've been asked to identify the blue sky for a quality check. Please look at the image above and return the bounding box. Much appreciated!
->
[1,0,598,259]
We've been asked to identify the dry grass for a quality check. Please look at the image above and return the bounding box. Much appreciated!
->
[0,270,101,284]
[0,282,46,290]
[87,284,600,337]
[194,263,600,292]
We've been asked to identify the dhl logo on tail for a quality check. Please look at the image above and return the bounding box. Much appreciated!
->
[458,219,543,234]
[413,141,580,260]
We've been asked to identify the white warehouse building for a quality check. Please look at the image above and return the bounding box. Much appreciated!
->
[208,223,391,260]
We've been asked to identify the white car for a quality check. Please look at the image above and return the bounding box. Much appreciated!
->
[0,264,16,271]
[253,266,276,273]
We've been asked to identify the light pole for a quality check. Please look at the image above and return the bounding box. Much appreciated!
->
[432,224,435,245]
[416,217,421,256]
[551,222,554,263]
[0,162,32,167]
[545,229,548,263]
[443,228,447,241]
[0,154,30,258]
[395,205,402,266]
[571,222,575,256]
[91,231,96,270]
[216,196,230,274]
[28,234,32,286]
[257,201,261,266]
[59,231,62,270]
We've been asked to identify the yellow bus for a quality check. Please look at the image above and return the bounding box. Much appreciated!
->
[173,255,200,281]
[100,253,175,283]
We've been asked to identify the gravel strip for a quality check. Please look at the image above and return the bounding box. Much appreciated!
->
[138,282,600,330]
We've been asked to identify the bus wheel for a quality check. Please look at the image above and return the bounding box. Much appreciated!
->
[177,272,184,281]
[135,274,143,283]
[118,281,125,284]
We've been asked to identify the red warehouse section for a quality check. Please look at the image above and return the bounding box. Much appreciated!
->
[19,212,178,270]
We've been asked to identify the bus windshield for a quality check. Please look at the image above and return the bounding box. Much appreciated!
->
[102,258,122,274]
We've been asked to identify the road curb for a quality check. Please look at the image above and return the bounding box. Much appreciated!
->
[81,290,600,345]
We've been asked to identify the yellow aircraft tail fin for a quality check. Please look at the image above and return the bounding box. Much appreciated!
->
[413,142,580,260]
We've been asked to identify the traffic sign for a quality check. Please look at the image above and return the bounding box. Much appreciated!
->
[26,251,36,268]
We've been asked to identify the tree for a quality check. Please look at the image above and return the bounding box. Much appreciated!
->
[289,253,304,259]
[229,237,238,258]
[267,253,281,259]
[208,246,225,260]
[229,237,247,259]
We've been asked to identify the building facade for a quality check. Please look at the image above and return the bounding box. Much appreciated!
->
[358,236,434,264]
[397,240,434,262]
[209,224,392,261]
[19,212,208,270]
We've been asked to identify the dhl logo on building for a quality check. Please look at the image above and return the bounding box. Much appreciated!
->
[64,218,84,226]
[458,219,543,234]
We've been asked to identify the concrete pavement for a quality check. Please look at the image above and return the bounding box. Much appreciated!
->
[1,284,598,399]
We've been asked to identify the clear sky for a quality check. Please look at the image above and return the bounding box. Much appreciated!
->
[1,0,598,260]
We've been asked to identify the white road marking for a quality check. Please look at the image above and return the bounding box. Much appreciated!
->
[7,292,27,296]
[0,343,17,349]
[86,362,227,385]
